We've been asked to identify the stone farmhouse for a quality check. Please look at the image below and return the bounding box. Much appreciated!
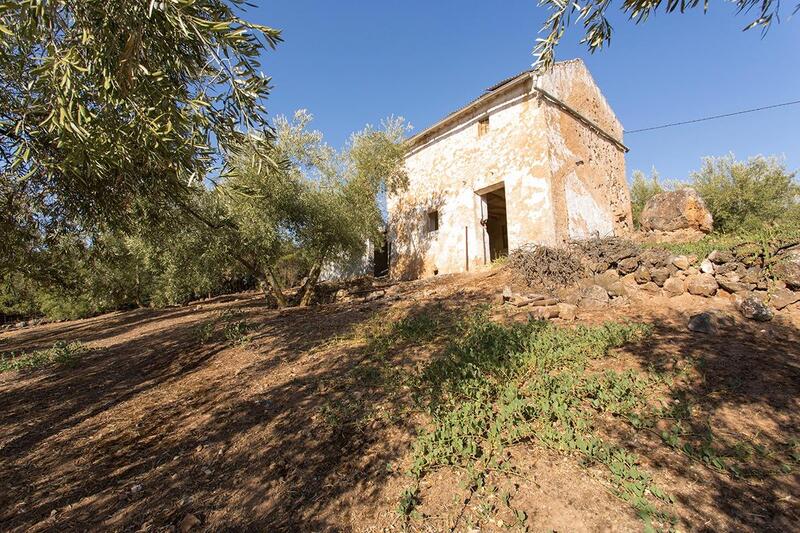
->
[385,59,632,280]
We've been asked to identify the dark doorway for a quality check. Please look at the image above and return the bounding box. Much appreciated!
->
[373,237,389,278]
[483,186,508,261]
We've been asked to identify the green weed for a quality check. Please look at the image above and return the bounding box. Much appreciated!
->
[193,308,252,346]
[0,341,89,372]
[401,312,674,526]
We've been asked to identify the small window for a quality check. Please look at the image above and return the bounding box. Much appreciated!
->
[426,210,439,233]
[478,116,489,137]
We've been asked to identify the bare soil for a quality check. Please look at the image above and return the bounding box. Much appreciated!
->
[1,270,798,532]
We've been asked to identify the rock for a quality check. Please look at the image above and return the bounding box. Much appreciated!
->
[606,281,627,298]
[578,285,610,310]
[363,290,386,302]
[179,513,201,533]
[663,277,685,297]
[634,267,651,284]
[773,249,800,290]
[699,259,715,274]
[688,313,715,334]
[640,188,713,233]
[557,303,577,321]
[530,306,560,319]
[650,267,671,287]
[708,250,734,264]
[502,286,513,303]
[528,297,559,307]
[130,484,143,494]
[742,267,762,285]
[715,261,746,277]
[715,273,754,295]
[593,270,624,297]
[770,288,800,310]
[672,255,690,270]
[15,321,26,328]
[639,248,672,269]
[617,257,639,275]
[685,266,699,276]
[738,296,774,322]
[686,273,718,297]
[641,281,661,294]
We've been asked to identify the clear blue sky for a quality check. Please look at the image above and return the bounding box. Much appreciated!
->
[254,1,799,182]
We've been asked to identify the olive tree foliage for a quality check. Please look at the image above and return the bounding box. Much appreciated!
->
[220,110,409,307]
[0,0,281,267]
[533,0,795,69]
[629,168,664,227]
[689,154,799,233]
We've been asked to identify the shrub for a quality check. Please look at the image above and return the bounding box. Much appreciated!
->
[689,154,799,233]
[629,169,664,228]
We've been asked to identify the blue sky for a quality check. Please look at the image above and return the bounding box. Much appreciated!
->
[253,1,799,182]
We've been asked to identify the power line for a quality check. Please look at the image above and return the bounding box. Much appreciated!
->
[625,98,800,134]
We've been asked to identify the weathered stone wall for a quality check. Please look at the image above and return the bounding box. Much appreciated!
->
[388,60,631,280]
[535,60,632,241]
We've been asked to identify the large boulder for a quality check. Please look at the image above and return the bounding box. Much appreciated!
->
[640,188,713,234]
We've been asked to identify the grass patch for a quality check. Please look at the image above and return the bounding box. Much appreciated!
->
[0,340,89,372]
[399,312,675,528]
[644,223,800,259]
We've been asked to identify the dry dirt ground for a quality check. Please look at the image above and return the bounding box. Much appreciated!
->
[1,269,798,532]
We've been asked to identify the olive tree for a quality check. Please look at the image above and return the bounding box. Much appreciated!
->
[534,0,795,69]
[221,110,409,307]
[0,0,280,240]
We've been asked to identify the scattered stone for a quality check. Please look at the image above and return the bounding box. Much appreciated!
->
[502,286,513,303]
[593,270,625,297]
[770,288,800,310]
[617,257,639,275]
[130,484,143,494]
[773,249,800,290]
[650,267,671,287]
[633,267,651,284]
[686,273,718,297]
[528,298,559,307]
[15,321,26,329]
[742,267,762,285]
[530,306,560,319]
[685,266,699,276]
[715,274,754,295]
[663,277,685,297]
[639,188,714,233]
[688,313,715,334]
[715,261,746,277]
[738,296,774,322]
[557,303,577,321]
[708,250,734,264]
[640,281,661,294]
[179,513,201,533]
[578,285,609,310]
[672,255,690,270]
[365,290,386,302]
[639,248,672,269]
[699,259,715,274]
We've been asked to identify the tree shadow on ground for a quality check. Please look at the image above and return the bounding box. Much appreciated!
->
[0,291,478,531]
[612,310,800,531]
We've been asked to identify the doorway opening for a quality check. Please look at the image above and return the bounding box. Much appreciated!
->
[482,186,508,261]
[373,235,389,278]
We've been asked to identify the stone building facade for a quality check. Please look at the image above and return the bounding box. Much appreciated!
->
[387,59,632,280]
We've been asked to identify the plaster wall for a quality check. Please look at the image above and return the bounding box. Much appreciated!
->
[388,60,631,280]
